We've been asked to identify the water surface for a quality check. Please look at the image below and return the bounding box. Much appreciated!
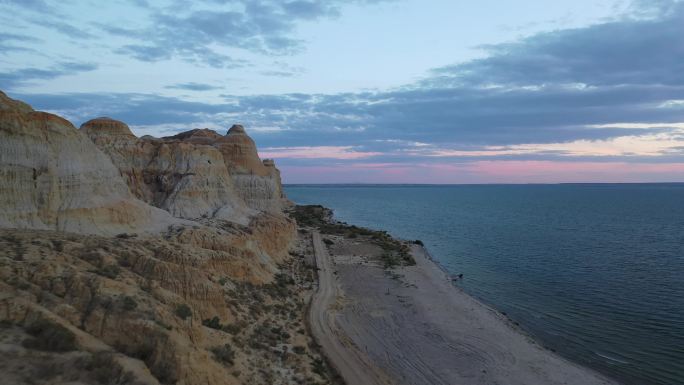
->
[285,184,684,385]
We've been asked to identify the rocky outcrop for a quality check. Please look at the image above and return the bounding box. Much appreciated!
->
[0,91,322,385]
[81,121,287,223]
[0,224,319,385]
[81,120,254,225]
[0,92,179,236]
[216,125,288,213]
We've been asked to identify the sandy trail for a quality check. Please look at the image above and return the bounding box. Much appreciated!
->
[313,233,621,385]
[308,231,392,385]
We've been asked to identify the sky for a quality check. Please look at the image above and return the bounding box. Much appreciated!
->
[1,0,684,184]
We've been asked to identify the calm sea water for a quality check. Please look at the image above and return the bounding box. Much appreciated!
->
[285,184,684,385]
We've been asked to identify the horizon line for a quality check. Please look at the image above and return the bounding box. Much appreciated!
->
[283,182,684,186]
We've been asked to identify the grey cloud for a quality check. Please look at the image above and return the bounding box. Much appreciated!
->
[14,82,679,148]
[2,2,94,43]
[628,0,683,17]
[165,82,223,91]
[0,0,49,10]
[282,1,340,19]
[7,0,684,164]
[0,32,40,43]
[0,62,98,89]
[128,0,150,7]
[99,0,393,67]
[0,32,41,54]
[38,20,95,40]
[260,66,305,77]
[260,70,298,77]
[430,2,684,87]
[116,45,172,62]
[12,92,235,127]
[10,82,684,166]
[95,24,141,39]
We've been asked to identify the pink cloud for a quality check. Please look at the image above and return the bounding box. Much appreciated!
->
[260,146,381,160]
[279,161,684,184]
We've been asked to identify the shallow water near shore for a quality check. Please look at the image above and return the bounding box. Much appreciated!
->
[285,184,684,385]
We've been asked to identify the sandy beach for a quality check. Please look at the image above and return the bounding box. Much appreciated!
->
[306,228,620,385]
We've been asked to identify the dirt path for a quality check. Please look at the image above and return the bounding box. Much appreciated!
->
[308,231,392,385]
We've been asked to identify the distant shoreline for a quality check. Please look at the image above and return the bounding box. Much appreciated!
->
[285,182,684,186]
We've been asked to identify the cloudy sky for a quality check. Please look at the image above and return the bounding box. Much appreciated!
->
[1,0,684,183]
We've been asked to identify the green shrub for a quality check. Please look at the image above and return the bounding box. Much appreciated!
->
[85,352,136,385]
[222,321,247,335]
[51,239,65,252]
[155,320,173,331]
[274,272,294,286]
[121,296,137,311]
[202,316,222,330]
[22,318,77,352]
[211,343,235,366]
[174,304,192,320]
[312,358,326,376]
[97,264,120,279]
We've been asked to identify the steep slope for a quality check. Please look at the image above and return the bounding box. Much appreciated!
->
[0,91,339,385]
[0,92,178,236]
[80,121,289,223]
[80,119,254,225]
[216,124,288,213]
[0,223,323,385]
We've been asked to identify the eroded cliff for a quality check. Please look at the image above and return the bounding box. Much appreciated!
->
[0,91,336,385]
[81,119,287,223]
[0,92,179,236]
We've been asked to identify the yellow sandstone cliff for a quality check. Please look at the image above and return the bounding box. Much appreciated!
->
[0,91,329,385]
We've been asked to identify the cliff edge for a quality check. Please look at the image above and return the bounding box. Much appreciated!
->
[0,92,179,235]
[0,91,336,385]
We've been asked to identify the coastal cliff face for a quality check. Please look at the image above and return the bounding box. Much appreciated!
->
[214,124,287,213]
[0,92,179,236]
[80,119,254,224]
[81,119,287,223]
[0,91,332,385]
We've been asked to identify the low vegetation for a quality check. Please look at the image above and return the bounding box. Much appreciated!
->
[22,318,77,352]
[202,316,223,330]
[0,226,341,385]
[174,304,192,320]
[211,343,236,366]
[121,295,137,311]
[289,205,416,268]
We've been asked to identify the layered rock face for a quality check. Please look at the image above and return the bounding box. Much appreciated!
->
[0,92,320,385]
[0,90,294,258]
[0,220,313,385]
[81,121,287,223]
[81,120,255,225]
[216,124,287,213]
[0,92,179,235]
